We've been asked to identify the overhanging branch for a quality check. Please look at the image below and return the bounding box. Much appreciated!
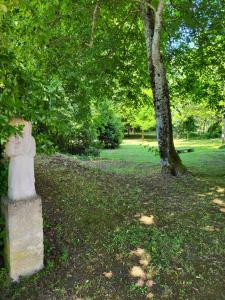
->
[88,0,100,48]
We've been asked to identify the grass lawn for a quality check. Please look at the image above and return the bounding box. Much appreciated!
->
[0,138,225,299]
[100,138,225,181]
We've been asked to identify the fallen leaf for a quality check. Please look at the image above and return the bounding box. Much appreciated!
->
[130,266,146,278]
[134,213,141,217]
[204,225,215,232]
[140,257,150,267]
[139,215,154,225]
[103,271,113,279]
[116,253,123,261]
[220,208,225,213]
[216,187,224,193]
[136,278,145,287]
[130,248,145,257]
[146,280,154,288]
[146,292,154,299]
[212,199,225,207]
[141,252,151,264]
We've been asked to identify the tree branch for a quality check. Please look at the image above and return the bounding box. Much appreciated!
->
[88,0,100,48]
[136,0,156,14]
[141,0,155,59]
[152,0,164,63]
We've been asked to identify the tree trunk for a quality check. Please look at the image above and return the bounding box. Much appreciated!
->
[141,0,186,175]
[222,114,225,144]
[141,130,144,142]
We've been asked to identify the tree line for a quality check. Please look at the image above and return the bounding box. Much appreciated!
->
[0,0,224,175]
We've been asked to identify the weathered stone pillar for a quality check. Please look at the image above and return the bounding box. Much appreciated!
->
[1,196,44,281]
[1,119,44,281]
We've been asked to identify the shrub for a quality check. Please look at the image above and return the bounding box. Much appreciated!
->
[66,126,98,155]
[98,115,124,149]
[174,116,197,138]
[47,122,99,156]
[207,122,222,138]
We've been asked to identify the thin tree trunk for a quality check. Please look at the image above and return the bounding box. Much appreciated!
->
[141,130,144,142]
[222,114,225,144]
[142,0,185,175]
[89,0,100,47]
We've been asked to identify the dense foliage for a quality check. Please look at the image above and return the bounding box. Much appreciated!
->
[95,103,124,149]
[0,0,224,153]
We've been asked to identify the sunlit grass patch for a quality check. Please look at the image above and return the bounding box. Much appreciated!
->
[100,138,225,181]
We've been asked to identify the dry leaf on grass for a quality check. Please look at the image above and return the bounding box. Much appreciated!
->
[130,248,145,257]
[146,280,154,288]
[130,266,146,278]
[146,292,154,299]
[220,207,225,213]
[140,253,151,267]
[216,187,224,193]
[212,199,225,207]
[204,225,215,232]
[136,278,145,287]
[139,215,154,225]
[103,271,113,279]
[139,258,150,267]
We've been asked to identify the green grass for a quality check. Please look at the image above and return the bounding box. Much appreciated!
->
[0,139,225,299]
[100,138,225,180]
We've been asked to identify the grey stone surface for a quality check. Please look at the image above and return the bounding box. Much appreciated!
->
[1,195,44,281]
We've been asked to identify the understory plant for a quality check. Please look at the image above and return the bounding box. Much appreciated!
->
[95,102,124,149]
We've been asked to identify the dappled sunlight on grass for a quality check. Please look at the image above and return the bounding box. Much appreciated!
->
[174,138,222,149]
[3,153,223,300]
[100,138,225,179]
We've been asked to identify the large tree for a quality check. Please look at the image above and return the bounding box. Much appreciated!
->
[1,0,224,171]
[141,0,185,175]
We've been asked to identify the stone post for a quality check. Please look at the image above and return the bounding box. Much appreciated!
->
[1,119,44,281]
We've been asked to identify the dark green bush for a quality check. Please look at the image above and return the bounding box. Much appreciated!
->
[98,116,124,149]
[67,126,98,155]
[48,123,99,156]
[83,146,100,157]
[174,116,197,138]
[206,122,222,138]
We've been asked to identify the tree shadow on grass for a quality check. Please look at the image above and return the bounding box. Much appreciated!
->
[0,154,224,300]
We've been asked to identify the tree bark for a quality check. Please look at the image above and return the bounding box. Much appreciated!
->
[141,130,144,142]
[141,0,186,175]
[222,114,225,144]
[89,0,100,47]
